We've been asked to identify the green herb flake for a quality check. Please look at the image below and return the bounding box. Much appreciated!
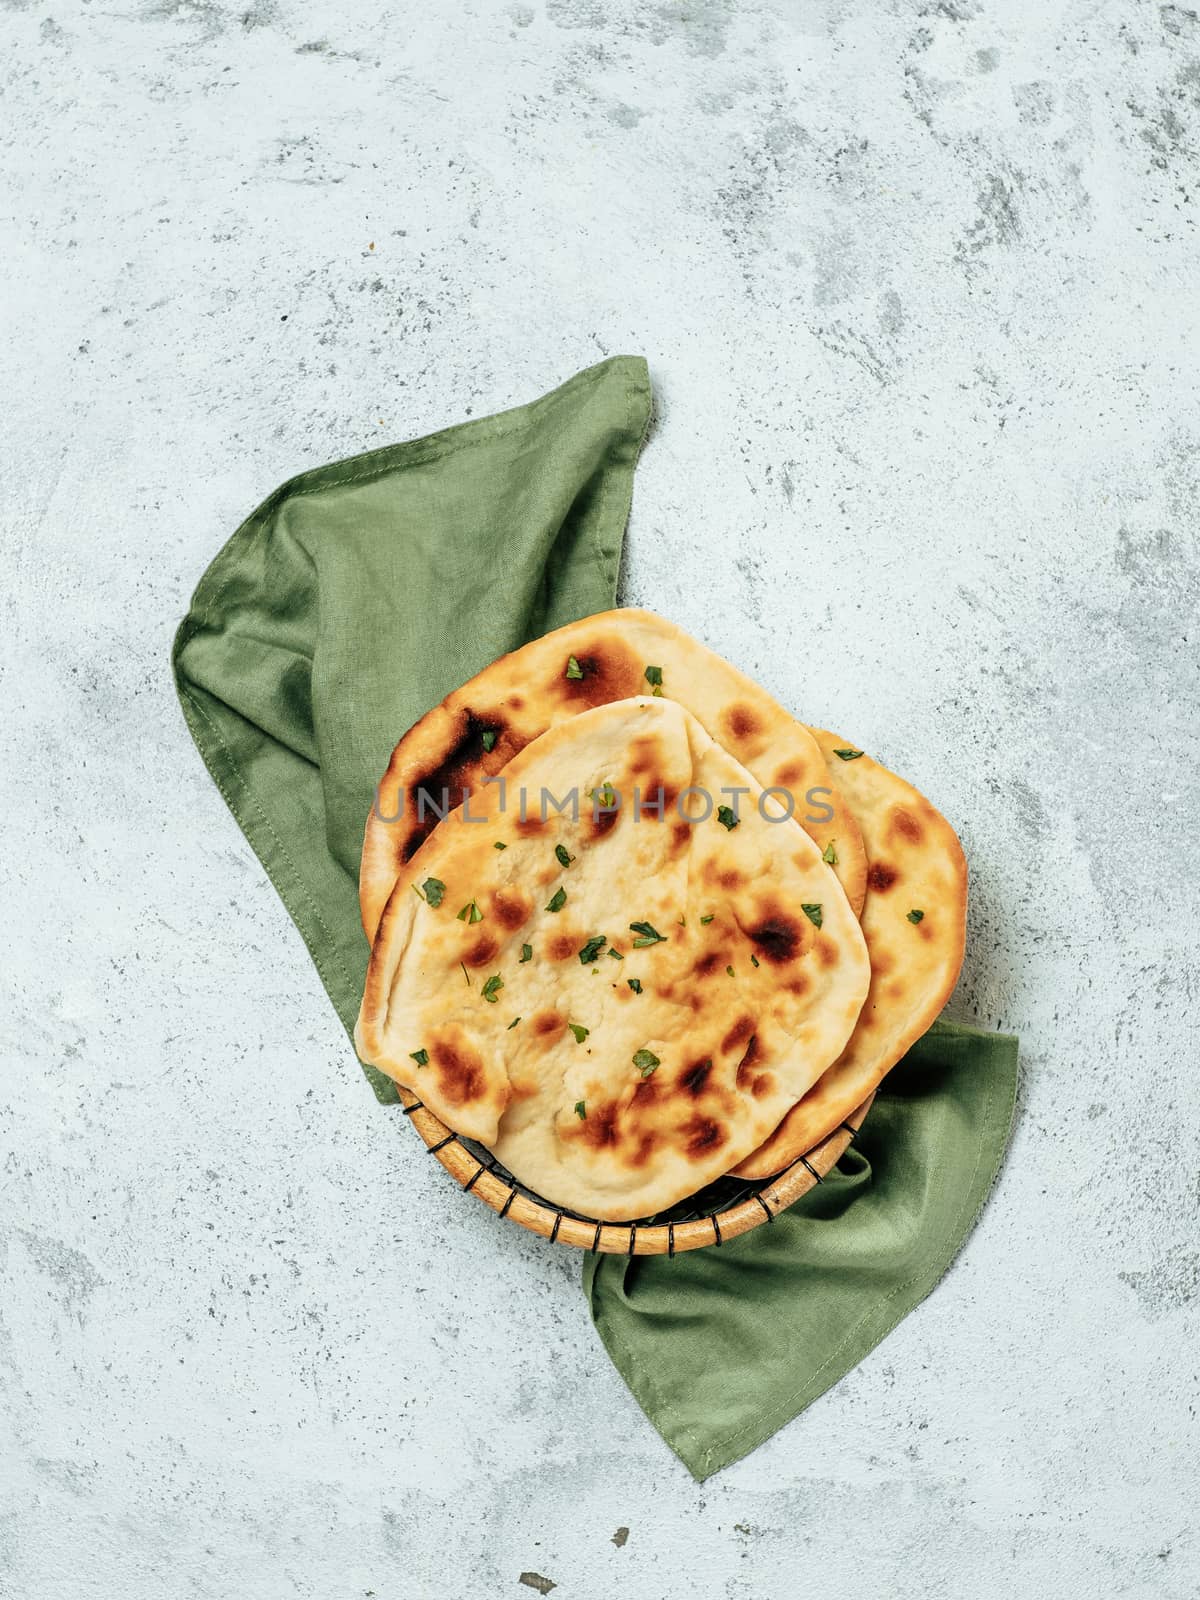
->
[421,877,446,907]
[460,962,471,985]
[493,840,507,850]
[644,665,663,696]
[481,729,497,752]
[608,947,624,961]
[833,749,864,762]
[716,804,739,831]
[629,920,667,948]
[750,954,760,968]
[627,978,643,994]
[821,842,838,865]
[632,1048,660,1077]
[555,843,574,869]
[568,1022,589,1044]
[409,1048,429,1067]
[565,655,584,681]
[481,974,504,1003]
[590,782,617,810]
[578,935,608,965]
[456,899,483,924]
[907,908,926,924]
[506,1016,521,1030]
[574,1100,587,1119]
[801,903,824,929]
[519,943,533,963]
[726,965,735,977]
[700,913,715,925]
[546,887,567,914]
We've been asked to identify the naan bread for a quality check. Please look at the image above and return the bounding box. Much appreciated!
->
[356,698,871,1221]
[359,608,867,942]
[729,731,967,1179]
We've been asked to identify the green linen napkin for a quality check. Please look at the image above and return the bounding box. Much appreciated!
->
[586,1018,1017,1478]
[173,356,1017,1478]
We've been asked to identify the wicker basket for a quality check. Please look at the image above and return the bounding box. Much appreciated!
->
[396,1090,873,1254]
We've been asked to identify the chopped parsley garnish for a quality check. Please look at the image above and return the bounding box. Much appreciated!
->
[568,1022,589,1044]
[565,655,584,680]
[456,899,483,923]
[700,913,715,925]
[494,840,507,850]
[726,965,734,977]
[421,877,446,907]
[481,974,504,1003]
[574,1100,587,1119]
[608,947,624,961]
[750,954,760,968]
[578,935,608,965]
[409,1048,429,1067]
[632,1048,660,1077]
[460,962,471,985]
[481,729,497,752]
[907,909,925,924]
[507,1016,521,1030]
[822,842,838,865]
[644,665,663,696]
[833,749,864,761]
[801,903,824,929]
[546,887,567,913]
[591,782,617,809]
[716,805,739,831]
[627,978,643,994]
[519,943,533,963]
[629,920,667,947]
[555,843,574,869]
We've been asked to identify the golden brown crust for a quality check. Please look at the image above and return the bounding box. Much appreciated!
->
[728,732,967,1179]
[359,609,867,940]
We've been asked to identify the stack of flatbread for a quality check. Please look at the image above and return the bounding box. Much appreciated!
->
[355,610,966,1223]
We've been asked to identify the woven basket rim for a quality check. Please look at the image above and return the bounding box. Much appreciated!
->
[396,1091,874,1254]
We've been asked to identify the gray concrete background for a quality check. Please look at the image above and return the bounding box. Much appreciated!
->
[3,1,1198,1595]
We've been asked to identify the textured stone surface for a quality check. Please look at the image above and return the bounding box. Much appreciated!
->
[3,1,1198,1595]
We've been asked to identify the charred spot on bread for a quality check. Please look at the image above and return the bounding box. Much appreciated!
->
[530,1010,566,1041]
[747,914,803,964]
[891,806,924,843]
[584,801,621,840]
[578,1099,621,1148]
[680,1115,725,1156]
[679,1057,713,1097]
[462,934,500,968]
[402,709,516,863]
[556,641,642,707]
[491,889,530,930]
[431,1038,487,1106]
[721,1014,756,1054]
[735,1031,760,1086]
[722,703,762,742]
